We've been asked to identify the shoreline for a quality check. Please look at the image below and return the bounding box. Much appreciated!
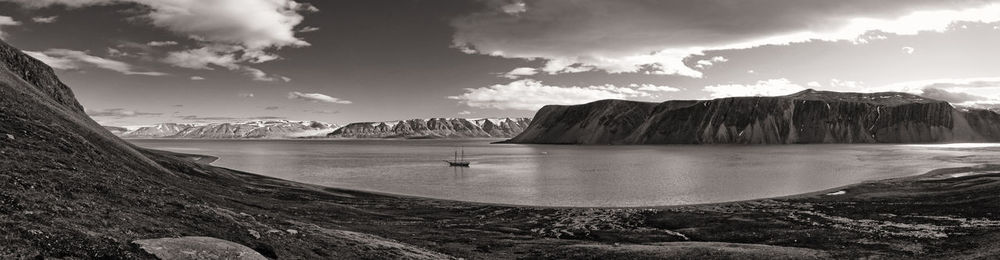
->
[152,145,990,210]
[124,144,1000,258]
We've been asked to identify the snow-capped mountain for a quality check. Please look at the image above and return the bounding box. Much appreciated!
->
[116,120,339,139]
[327,117,531,139]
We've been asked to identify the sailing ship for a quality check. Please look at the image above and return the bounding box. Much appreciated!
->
[445,148,470,167]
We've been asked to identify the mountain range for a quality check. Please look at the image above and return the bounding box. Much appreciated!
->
[109,117,532,139]
[504,89,1000,144]
[327,117,531,139]
[117,120,338,139]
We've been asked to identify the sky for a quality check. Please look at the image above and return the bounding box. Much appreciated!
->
[1,0,1000,126]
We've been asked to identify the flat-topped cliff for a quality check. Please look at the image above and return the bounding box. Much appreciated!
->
[505,90,1000,144]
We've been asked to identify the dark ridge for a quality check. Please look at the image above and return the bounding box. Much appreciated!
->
[506,92,1000,144]
[0,40,85,114]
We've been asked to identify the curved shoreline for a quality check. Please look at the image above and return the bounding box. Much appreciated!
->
[151,146,988,210]
[140,144,1000,259]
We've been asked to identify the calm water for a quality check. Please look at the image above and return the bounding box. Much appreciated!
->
[130,139,1000,207]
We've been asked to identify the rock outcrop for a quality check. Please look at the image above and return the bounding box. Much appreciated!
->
[118,120,338,139]
[328,118,531,139]
[505,90,1000,144]
[0,40,85,115]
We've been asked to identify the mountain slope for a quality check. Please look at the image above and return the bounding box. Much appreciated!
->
[328,117,530,139]
[506,90,1000,144]
[0,38,450,258]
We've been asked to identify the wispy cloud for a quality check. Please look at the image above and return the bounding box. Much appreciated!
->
[288,92,352,104]
[174,115,287,122]
[0,16,21,39]
[147,41,178,47]
[702,79,806,99]
[452,1,1000,77]
[449,79,677,110]
[298,26,320,33]
[4,0,318,80]
[86,108,163,118]
[24,49,167,76]
[501,67,538,79]
[31,16,57,23]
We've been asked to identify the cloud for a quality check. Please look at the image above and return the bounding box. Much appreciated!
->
[190,76,205,80]
[22,50,77,70]
[694,56,728,69]
[244,67,285,82]
[86,108,162,118]
[501,67,538,79]
[147,41,178,47]
[0,15,20,38]
[238,92,255,98]
[24,49,167,76]
[703,78,806,99]
[163,46,240,70]
[298,26,320,33]
[870,77,1000,94]
[449,79,672,110]
[630,84,681,93]
[452,1,1000,77]
[867,77,1000,109]
[3,0,317,80]
[31,16,58,23]
[500,1,527,15]
[174,115,286,122]
[106,47,127,57]
[902,46,916,54]
[288,92,352,104]
[304,109,339,114]
[830,79,865,89]
[265,106,280,110]
[458,110,472,115]
[920,87,989,103]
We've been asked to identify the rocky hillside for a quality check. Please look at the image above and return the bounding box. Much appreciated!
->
[0,38,456,258]
[117,120,337,139]
[505,90,1000,144]
[328,117,530,138]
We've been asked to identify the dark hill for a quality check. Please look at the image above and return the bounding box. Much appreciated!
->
[0,38,454,258]
[505,89,1000,144]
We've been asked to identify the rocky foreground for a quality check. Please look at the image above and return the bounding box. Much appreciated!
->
[4,39,1000,259]
[505,90,1000,144]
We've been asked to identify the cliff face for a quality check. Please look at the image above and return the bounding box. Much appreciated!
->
[327,118,531,139]
[505,90,1000,144]
[119,121,337,139]
[0,41,85,115]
